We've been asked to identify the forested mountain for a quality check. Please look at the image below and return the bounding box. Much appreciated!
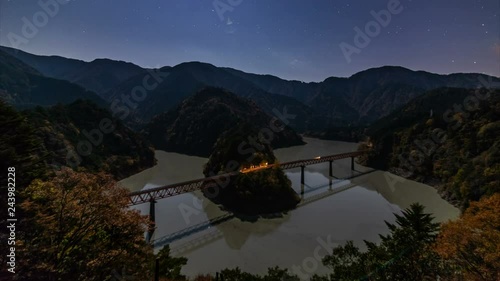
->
[3,46,499,132]
[359,87,500,209]
[144,87,304,157]
[0,46,145,96]
[0,49,105,109]
[105,62,500,130]
[226,66,500,125]
[0,100,155,182]
[202,123,300,215]
[106,62,312,130]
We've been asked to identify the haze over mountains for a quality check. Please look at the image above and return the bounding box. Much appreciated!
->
[1,45,499,133]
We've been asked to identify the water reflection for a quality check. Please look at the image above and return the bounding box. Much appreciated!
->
[153,168,377,254]
[350,171,459,223]
[119,138,459,277]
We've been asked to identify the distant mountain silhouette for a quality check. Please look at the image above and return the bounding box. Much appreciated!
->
[103,62,500,130]
[0,49,105,109]
[0,46,145,96]
[3,46,498,131]
[106,61,312,130]
[226,65,500,126]
[144,87,304,157]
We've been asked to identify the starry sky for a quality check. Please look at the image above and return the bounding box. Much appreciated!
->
[0,0,498,81]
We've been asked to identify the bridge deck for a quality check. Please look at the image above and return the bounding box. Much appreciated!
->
[128,150,368,205]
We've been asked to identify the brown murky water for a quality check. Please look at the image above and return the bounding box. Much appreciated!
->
[120,137,459,278]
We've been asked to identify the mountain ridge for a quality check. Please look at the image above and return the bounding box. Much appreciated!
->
[3,46,499,131]
[144,87,305,157]
[0,49,106,109]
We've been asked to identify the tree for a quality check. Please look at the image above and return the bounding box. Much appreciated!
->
[156,245,188,280]
[435,193,500,281]
[18,168,154,281]
[0,100,48,189]
[263,267,300,281]
[374,203,441,280]
[0,100,48,275]
[322,203,441,280]
[202,123,299,216]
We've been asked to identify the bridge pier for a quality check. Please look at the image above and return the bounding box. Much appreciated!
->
[300,165,305,184]
[146,198,157,244]
[351,157,355,171]
[329,160,333,177]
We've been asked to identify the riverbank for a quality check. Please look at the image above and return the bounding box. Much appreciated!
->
[119,137,460,278]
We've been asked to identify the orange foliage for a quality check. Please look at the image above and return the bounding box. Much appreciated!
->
[19,168,153,281]
[435,193,500,281]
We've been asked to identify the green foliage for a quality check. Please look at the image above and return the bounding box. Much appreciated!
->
[322,203,442,281]
[22,100,156,179]
[18,168,154,281]
[156,245,188,280]
[216,267,299,281]
[203,123,300,215]
[219,268,262,281]
[0,100,48,188]
[362,88,500,208]
[306,126,366,142]
[145,87,304,157]
[203,122,275,176]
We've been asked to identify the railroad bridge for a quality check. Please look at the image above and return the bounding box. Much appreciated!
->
[128,150,369,242]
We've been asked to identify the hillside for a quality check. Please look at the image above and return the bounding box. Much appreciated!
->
[202,124,300,216]
[0,100,48,190]
[106,62,312,130]
[5,46,499,132]
[144,87,305,157]
[0,100,156,182]
[0,46,145,96]
[227,66,500,125]
[359,87,500,209]
[0,49,106,109]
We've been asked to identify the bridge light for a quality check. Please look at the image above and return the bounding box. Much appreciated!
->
[314,156,321,159]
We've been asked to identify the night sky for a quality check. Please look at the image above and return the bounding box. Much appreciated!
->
[0,0,498,81]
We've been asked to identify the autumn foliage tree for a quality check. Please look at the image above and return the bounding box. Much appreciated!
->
[18,168,154,281]
[435,193,500,281]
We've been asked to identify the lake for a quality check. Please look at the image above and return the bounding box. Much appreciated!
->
[119,137,459,279]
